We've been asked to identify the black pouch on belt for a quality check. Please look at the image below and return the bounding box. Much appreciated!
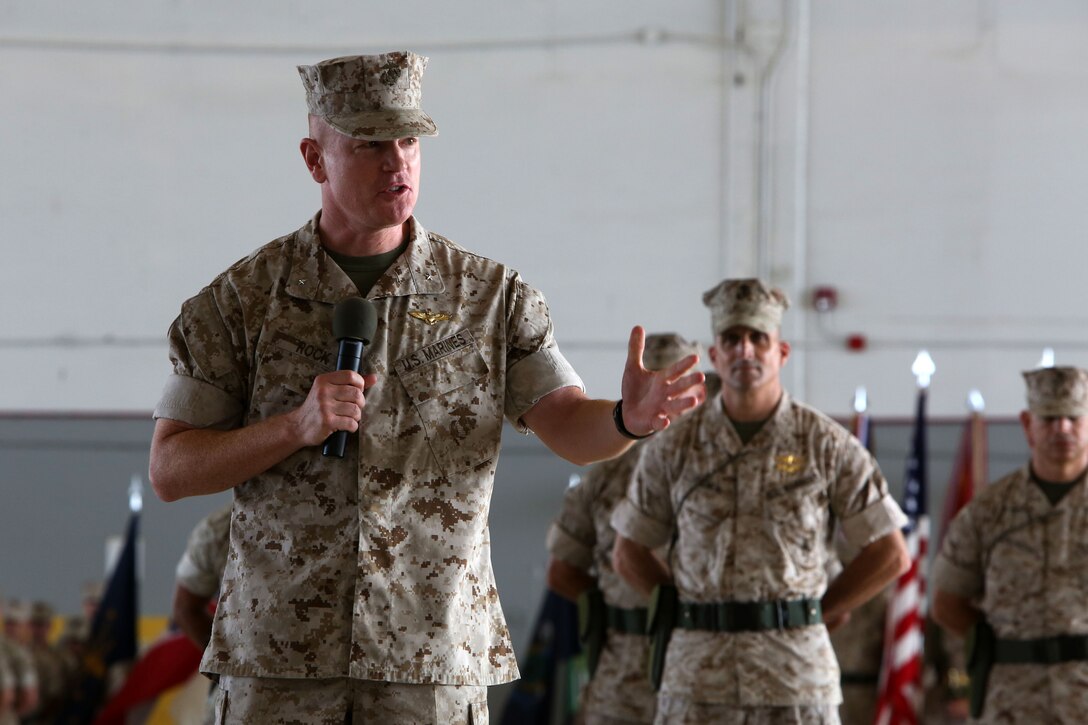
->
[966,618,996,719]
[578,587,606,676]
[646,583,679,691]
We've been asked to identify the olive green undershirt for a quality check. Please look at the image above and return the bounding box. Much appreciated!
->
[324,239,409,296]
[731,417,769,445]
[1031,467,1086,506]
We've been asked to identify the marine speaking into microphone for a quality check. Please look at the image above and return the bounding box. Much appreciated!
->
[323,296,378,458]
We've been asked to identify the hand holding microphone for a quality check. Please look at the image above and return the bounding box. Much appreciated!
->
[322,297,378,458]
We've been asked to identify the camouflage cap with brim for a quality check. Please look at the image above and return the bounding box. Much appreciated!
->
[702,278,790,336]
[30,601,54,623]
[643,333,703,372]
[81,580,103,603]
[5,599,31,623]
[61,615,86,640]
[1023,366,1088,417]
[298,51,438,141]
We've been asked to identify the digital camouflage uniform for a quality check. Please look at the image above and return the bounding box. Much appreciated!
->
[27,602,68,721]
[175,504,231,725]
[26,641,66,721]
[933,465,1088,723]
[176,504,232,600]
[0,636,36,724]
[155,215,582,695]
[547,333,700,725]
[611,393,905,723]
[0,639,14,725]
[547,445,656,724]
[215,676,487,724]
[826,538,887,725]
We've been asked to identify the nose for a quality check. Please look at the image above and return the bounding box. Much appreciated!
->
[381,142,409,170]
[736,334,755,358]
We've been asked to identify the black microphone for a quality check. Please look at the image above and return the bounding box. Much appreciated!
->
[322,297,378,458]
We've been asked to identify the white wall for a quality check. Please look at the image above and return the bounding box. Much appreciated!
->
[2,0,1087,419]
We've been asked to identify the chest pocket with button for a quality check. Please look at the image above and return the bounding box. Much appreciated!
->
[764,471,829,577]
[395,332,501,475]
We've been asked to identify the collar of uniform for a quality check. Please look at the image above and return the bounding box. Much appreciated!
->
[1021,462,1088,513]
[367,217,445,299]
[713,390,792,450]
[284,213,359,304]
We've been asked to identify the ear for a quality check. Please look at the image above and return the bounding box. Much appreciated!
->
[778,339,791,365]
[299,137,326,183]
[1019,410,1034,444]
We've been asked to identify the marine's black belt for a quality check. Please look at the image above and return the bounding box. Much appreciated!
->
[605,605,648,634]
[677,598,822,632]
[840,672,880,685]
[994,634,1088,665]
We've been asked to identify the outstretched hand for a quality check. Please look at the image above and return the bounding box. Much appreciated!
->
[619,326,706,437]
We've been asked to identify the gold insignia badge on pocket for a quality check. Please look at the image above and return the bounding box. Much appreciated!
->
[408,310,452,325]
[775,453,805,474]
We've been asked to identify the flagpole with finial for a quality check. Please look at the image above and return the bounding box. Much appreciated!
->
[967,390,987,494]
[1039,347,1055,368]
[853,386,867,415]
[851,386,870,448]
[129,474,143,514]
[912,350,935,390]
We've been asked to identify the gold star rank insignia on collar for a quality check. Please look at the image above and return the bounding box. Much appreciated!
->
[408,310,452,325]
[775,453,805,474]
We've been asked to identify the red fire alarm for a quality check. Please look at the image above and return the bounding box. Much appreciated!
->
[845,333,867,352]
[812,286,838,313]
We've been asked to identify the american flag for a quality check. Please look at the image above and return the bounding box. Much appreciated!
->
[874,388,928,725]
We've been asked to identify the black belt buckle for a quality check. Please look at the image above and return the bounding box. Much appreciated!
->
[753,601,783,631]
[715,604,729,632]
[774,599,789,629]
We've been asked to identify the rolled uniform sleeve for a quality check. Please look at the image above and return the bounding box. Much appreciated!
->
[831,441,907,551]
[546,479,595,571]
[504,279,583,431]
[610,440,675,550]
[931,505,984,599]
[153,286,248,429]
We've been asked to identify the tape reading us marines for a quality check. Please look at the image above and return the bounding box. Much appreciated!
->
[394,329,500,473]
[396,329,474,376]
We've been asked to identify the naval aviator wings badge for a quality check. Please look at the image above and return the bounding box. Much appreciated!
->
[775,453,805,474]
[408,310,452,325]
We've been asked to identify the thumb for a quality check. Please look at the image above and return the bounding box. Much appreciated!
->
[626,325,646,374]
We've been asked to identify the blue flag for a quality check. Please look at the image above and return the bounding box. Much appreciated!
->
[58,512,139,724]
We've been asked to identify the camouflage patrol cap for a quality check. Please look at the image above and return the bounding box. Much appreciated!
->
[1023,366,1088,417]
[81,580,103,602]
[30,601,54,624]
[702,278,790,336]
[643,333,702,371]
[298,51,439,140]
[61,615,87,642]
[5,599,30,623]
